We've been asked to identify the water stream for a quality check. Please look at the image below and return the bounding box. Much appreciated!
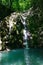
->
[21,15,28,48]
[21,14,29,65]
[0,37,2,50]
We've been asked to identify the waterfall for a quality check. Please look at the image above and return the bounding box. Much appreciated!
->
[0,37,2,50]
[8,12,29,48]
[21,15,28,48]
[21,14,29,65]
[20,7,33,65]
[20,7,32,48]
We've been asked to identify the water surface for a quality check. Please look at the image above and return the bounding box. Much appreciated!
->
[0,49,43,65]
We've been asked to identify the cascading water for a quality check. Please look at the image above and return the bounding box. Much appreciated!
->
[0,37,2,50]
[20,7,32,48]
[21,14,29,65]
[21,15,28,48]
[20,7,32,65]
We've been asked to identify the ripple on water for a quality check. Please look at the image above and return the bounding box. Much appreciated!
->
[0,49,43,65]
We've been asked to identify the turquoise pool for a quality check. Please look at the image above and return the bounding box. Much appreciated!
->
[0,49,43,65]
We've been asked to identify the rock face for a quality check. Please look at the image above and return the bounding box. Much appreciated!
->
[0,8,32,50]
[0,12,24,50]
[0,7,43,50]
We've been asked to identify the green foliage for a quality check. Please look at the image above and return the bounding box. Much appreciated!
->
[0,0,32,20]
[0,2,11,20]
[26,0,43,48]
[0,0,31,12]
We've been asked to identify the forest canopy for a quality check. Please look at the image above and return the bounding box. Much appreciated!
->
[0,0,31,12]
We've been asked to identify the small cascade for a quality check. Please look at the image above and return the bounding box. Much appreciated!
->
[0,37,2,50]
[20,7,32,65]
[21,14,29,65]
[21,15,28,48]
[20,7,32,48]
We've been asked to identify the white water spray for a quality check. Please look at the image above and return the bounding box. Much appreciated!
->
[20,7,32,48]
[21,15,28,48]
[0,37,2,50]
[20,7,32,65]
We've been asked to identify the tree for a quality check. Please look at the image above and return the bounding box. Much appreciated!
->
[26,0,43,48]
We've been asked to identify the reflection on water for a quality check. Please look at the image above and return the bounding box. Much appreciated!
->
[24,49,30,65]
[29,49,43,65]
[0,50,25,65]
[0,49,43,65]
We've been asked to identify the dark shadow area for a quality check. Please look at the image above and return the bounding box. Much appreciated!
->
[0,3,13,21]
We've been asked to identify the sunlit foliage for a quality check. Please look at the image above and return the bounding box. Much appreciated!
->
[0,0,31,11]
